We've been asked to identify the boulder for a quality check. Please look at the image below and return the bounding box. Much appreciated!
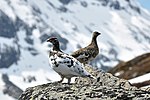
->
[19,66,150,100]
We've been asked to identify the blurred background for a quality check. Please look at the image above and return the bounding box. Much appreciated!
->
[0,0,150,99]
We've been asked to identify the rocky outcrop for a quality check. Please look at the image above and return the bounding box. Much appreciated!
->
[19,66,150,100]
[108,53,150,80]
[0,45,20,68]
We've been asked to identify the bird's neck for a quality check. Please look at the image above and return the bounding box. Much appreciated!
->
[90,36,98,46]
[53,43,62,52]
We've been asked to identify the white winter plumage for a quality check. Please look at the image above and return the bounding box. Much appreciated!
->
[47,37,93,84]
[49,50,91,77]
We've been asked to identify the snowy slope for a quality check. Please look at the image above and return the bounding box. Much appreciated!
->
[129,72,150,88]
[0,0,150,99]
[129,73,150,84]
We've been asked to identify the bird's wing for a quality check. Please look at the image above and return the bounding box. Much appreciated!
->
[70,49,82,58]
[71,47,93,59]
[53,52,90,77]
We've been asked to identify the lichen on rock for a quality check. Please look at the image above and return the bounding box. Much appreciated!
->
[19,66,150,100]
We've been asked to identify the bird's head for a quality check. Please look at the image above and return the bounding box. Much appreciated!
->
[93,31,101,37]
[47,37,61,51]
[47,37,59,45]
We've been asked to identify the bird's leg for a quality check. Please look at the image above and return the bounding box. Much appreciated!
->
[57,76,64,83]
[67,78,71,84]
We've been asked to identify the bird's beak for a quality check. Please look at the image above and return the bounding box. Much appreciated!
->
[98,32,101,35]
[47,39,50,42]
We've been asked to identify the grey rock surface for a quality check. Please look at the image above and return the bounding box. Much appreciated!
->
[19,66,150,100]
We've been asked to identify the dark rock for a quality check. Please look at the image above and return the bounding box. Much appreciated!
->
[59,0,72,5]
[40,34,50,43]
[80,1,88,7]
[108,53,150,80]
[98,0,140,14]
[46,0,56,9]
[32,5,42,14]
[2,74,23,99]
[128,0,141,14]
[24,36,34,45]
[15,17,35,36]
[26,47,38,56]
[0,44,20,68]
[99,0,109,6]
[0,10,17,38]
[0,10,35,69]
[23,75,36,83]
[110,1,121,10]
[40,31,68,50]
[19,66,150,100]
[58,6,68,12]
[90,54,114,71]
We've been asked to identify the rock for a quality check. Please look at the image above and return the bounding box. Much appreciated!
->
[2,74,23,99]
[19,65,150,100]
[108,53,150,80]
[0,10,17,38]
[0,44,20,68]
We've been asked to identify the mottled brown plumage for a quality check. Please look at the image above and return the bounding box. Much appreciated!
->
[71,31,101,64]
[47,37,94,84]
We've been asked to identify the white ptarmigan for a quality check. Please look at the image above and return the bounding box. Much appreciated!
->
[71,31,101,65]
[47,37,93,84]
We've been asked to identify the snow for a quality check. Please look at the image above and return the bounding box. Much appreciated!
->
[0,91,15,100]
[0,37,14,48]
[0,0,16,21]
[9,69,60,90]
[129,73,150,84]
[10,0,37,27]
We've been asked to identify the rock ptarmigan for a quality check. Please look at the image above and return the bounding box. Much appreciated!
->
[47,37,93,84]
[71,31,101,65]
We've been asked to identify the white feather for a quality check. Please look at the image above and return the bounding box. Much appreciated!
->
[49,50,91,78]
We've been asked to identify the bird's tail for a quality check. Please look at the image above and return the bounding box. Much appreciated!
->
[87,74,96,79]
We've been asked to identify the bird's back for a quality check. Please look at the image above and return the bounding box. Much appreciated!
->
[71,44,99,64]
[71,31,100,64]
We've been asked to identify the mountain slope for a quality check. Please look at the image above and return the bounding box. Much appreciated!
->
[109,53,150,79]
[0,0,150,99]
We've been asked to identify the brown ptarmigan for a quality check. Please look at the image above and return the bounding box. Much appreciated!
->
[71,31,101,65]
[47,37,93,84]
